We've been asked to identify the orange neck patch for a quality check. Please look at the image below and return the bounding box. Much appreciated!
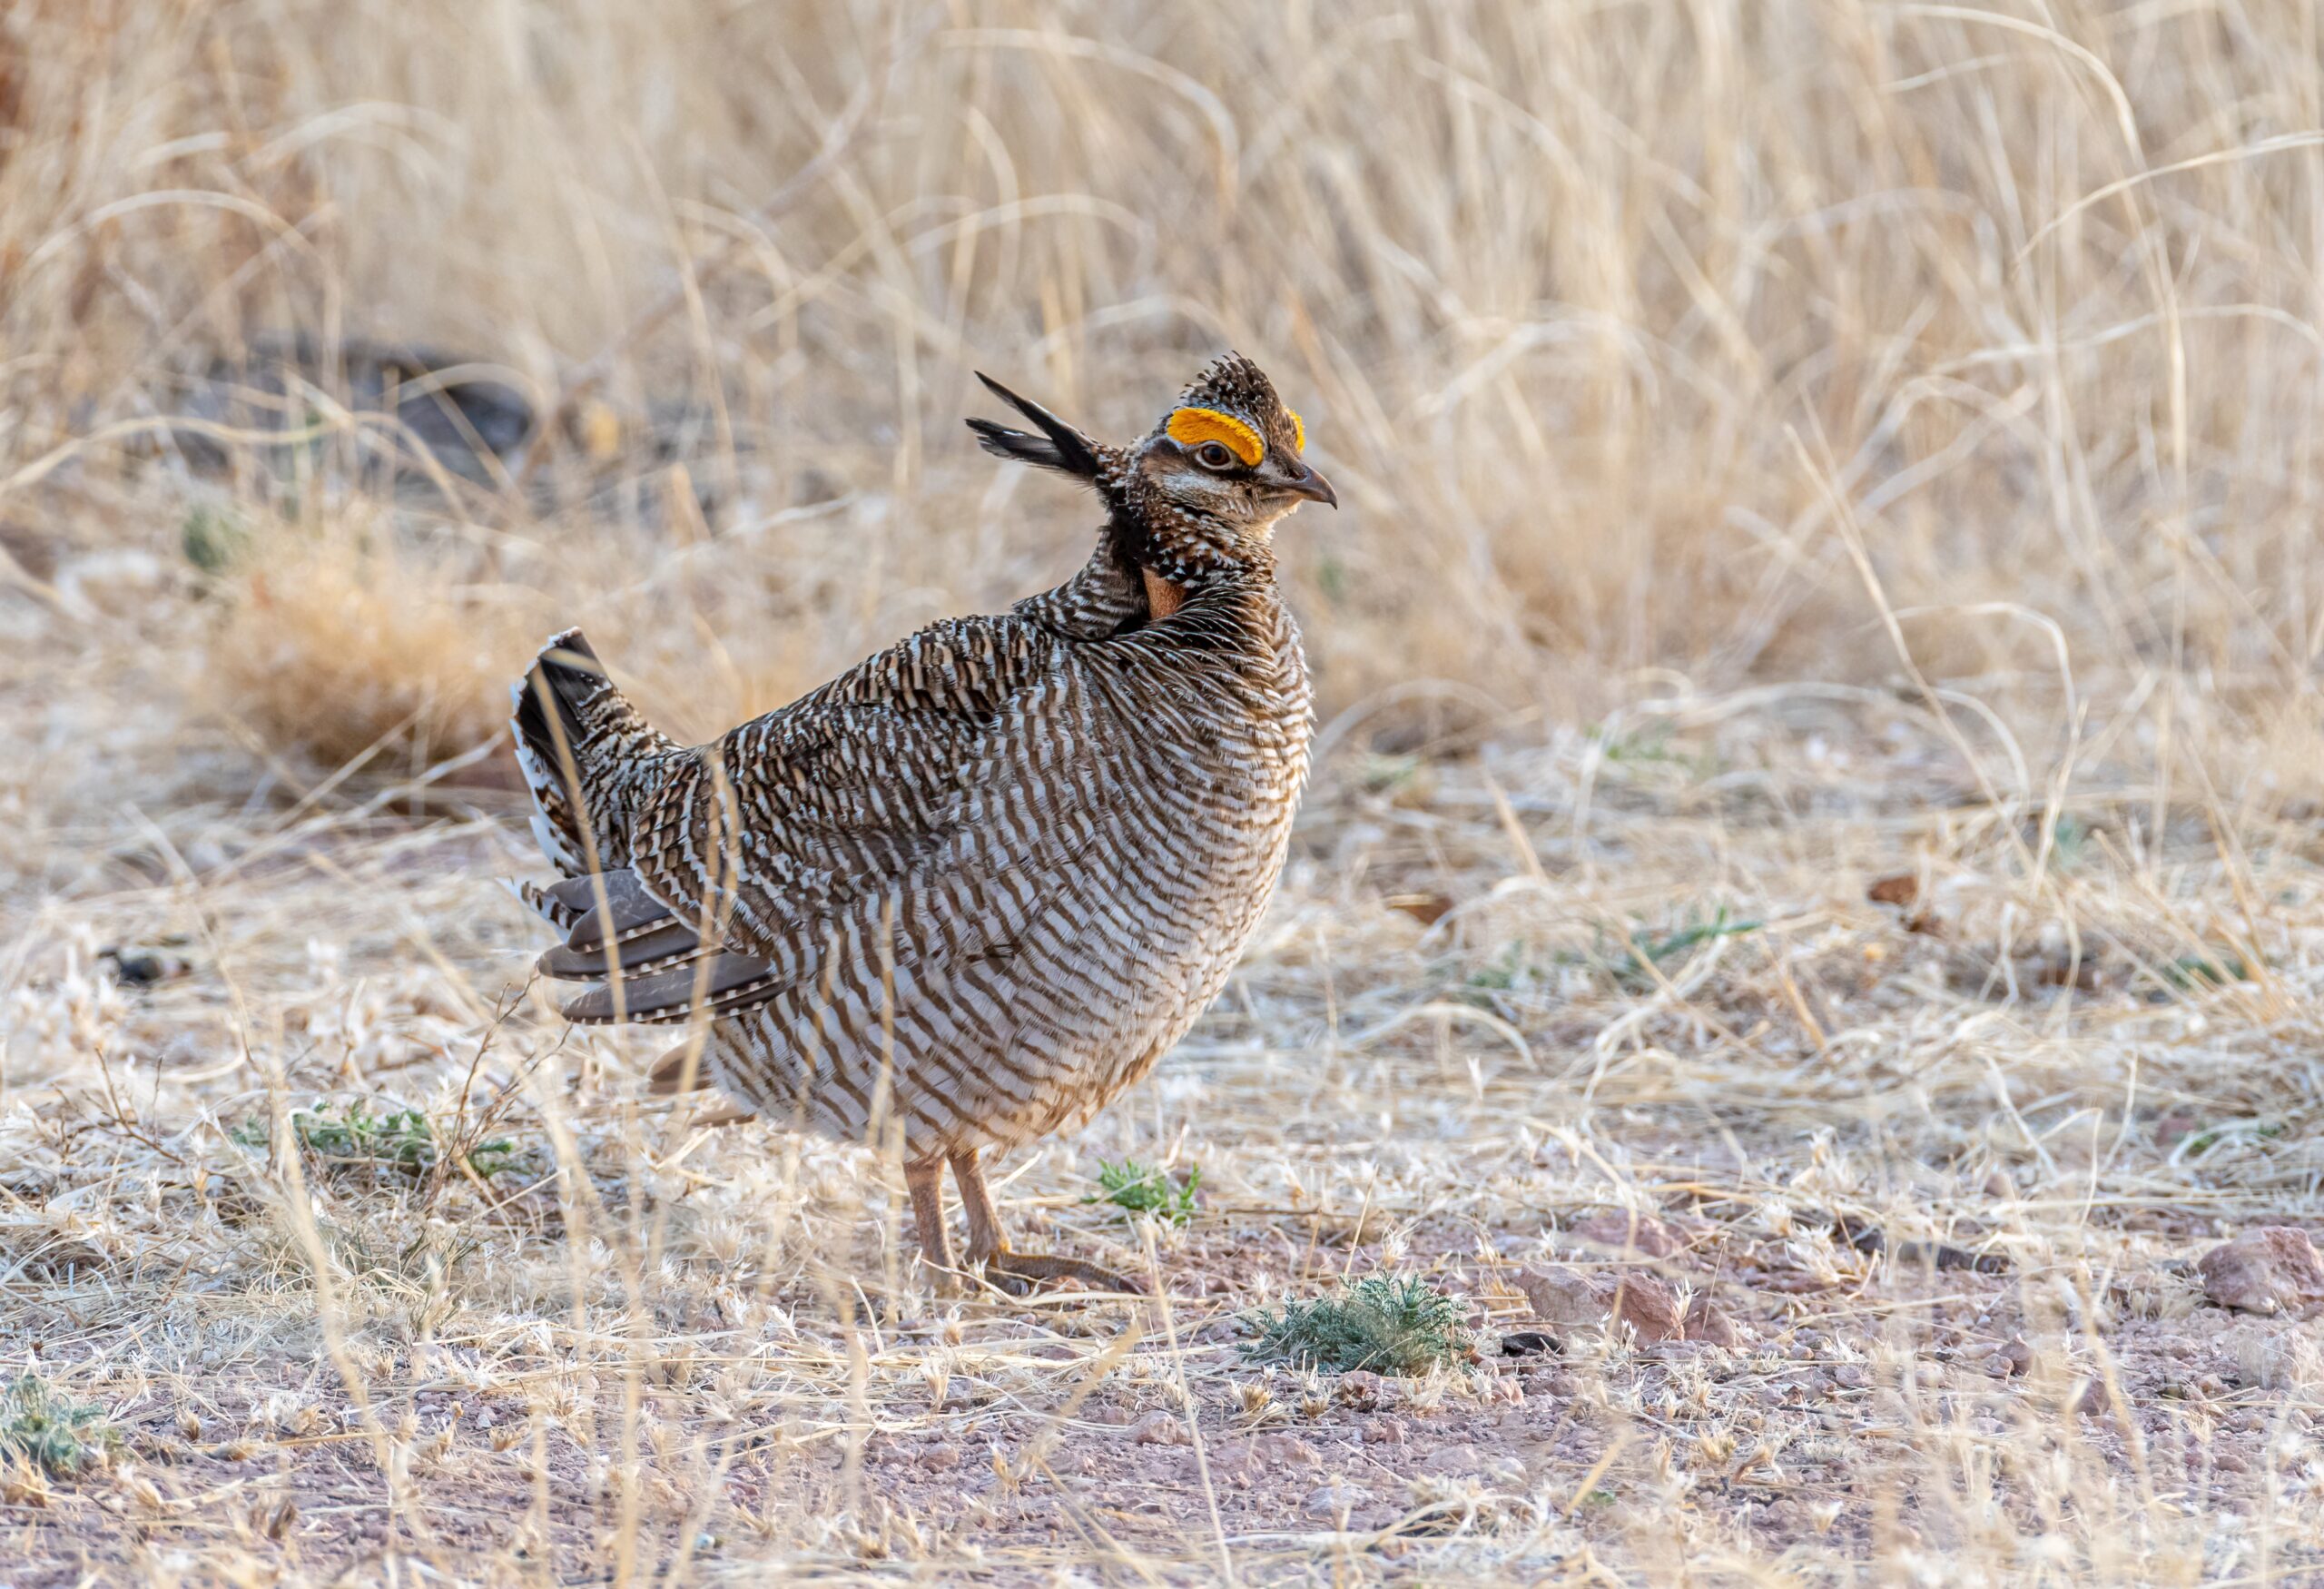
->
[1166,406,1265,466]
[1141,566,1187,620]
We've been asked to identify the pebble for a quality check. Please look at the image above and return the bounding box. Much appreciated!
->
[1128,1411,1189,1446]
[1304,1483,1375,1522]
[1211,1432,1321,1476]
[1420,1443,1483,1474]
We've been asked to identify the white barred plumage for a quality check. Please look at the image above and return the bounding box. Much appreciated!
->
[510,353,1334,1290]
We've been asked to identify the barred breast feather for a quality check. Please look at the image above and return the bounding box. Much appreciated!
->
[510,543,1313,1159]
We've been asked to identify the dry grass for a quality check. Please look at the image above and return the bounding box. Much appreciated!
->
[5,0,2324,1583]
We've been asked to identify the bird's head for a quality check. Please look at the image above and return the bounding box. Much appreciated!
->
[969,351,1335,579]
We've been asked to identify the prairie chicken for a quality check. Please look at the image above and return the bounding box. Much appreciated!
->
[509,353,1334,1291]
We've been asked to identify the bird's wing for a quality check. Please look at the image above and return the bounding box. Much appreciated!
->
[531,612,1071,1027]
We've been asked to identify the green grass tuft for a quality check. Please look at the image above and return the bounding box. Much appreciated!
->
[2,1376,120,1476]
[231,1100,531,1183]
[1607,905,1762,988]
[1240,1274,1475,1377]
[180,505,250,575]
[2162,951,2250,990]
[1086,1159,1201,1226]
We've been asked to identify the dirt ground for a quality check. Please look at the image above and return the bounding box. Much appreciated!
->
[5,624,2322,1584]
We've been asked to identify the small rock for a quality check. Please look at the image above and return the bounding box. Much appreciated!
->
[1360,1416,1409,1446]
[1210,1431,1319,1484]
[1571,1210,1688,1258]
[1682,1296,1744,1347]
[1867,873,1919,906]
[1206,1442,1258,1488]
[1518,1265,1686,1343]
[1128,1411,1189,1446]
[1304,1483,1374,1522]
[1254,1433,1321,1469]
[1999,1337,2034,1377]
[1420,1443,1484,1475]
[2198,1228,2324,1318]
[1499,1329,1559,1357]
[1385,892,1454,926]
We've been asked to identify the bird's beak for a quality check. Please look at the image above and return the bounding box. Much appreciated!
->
[1275,459,1339,509]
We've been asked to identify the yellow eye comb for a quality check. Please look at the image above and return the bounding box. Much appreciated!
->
[1288,410,1305,451]
[1166,407,1265,467]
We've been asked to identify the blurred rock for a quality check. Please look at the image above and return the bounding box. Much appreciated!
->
[1518,1264,1686,1343]
[1571,1210,1688,1258]
[2199,1227,2324,1318]
[1682,1295,1745,1347]
[1304,1483,1375,1522]
[1128,1411,1188,1446]
[1212,1432,1319,1485]
[182,336,537,485]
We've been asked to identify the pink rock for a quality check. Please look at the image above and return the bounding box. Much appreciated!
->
[2198,1228,2324,1318]
[1518,1265,1686,1343]
[1683,1295,1745,1347]
[1128,1411,1190,1446]
[1420,1443,1484,1475]
[1211,1430,1319,1485]
[1571,1210,1688,1258]
[1253,1433,1320,1468]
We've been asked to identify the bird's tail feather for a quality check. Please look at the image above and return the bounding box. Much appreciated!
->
[509,627,673,874]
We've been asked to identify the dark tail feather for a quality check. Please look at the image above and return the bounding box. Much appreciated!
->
[511,629,602,769]
[968,372,1104,479]
[509,627,672,874]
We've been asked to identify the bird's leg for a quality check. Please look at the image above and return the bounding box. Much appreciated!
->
[949,1146,1143,1295]
[952,1144,1007,1265]
[905,1156,958,1285]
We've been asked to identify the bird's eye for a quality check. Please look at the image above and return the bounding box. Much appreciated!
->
[1194,441,1236,470]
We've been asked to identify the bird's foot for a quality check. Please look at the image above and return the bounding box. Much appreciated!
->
[979,1248,1145,1297]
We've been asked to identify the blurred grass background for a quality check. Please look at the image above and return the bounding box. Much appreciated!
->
[5,0,2321,790]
